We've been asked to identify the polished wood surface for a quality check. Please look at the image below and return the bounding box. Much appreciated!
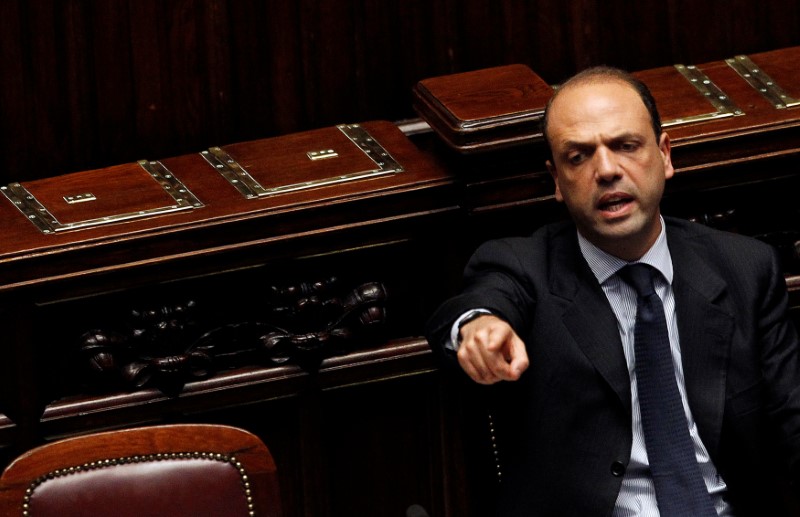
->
[412,64,552,151]
[0,121,455,292]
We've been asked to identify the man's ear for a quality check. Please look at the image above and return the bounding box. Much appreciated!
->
[658,132,675,180]
[547,160,564,202]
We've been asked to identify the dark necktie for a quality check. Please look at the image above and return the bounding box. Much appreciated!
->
[618,264,717,517]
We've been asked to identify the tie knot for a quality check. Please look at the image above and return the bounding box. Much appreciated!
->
[618,263,657,297]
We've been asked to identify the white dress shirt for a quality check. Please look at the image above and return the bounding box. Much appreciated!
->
[578,220,733,516]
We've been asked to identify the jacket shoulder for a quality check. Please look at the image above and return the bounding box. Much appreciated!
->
[664,216,780,273]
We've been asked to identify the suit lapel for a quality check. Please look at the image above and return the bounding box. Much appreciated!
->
[549,227,632,414]
[667,225,734,456]
[546,221,735,446]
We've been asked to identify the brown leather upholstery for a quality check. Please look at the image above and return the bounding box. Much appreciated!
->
[0,423,283,517]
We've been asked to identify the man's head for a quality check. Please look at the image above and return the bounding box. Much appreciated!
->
[543,66,674,261]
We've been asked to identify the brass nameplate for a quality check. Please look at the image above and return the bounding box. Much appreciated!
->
[64,193,96,204]
[307,149,338,160]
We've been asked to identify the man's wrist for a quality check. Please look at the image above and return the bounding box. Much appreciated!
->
[447,309,492,352]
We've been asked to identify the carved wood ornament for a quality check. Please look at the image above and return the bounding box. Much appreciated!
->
[79,279,388,395]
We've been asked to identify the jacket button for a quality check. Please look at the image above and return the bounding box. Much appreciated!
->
[610,461,626,477]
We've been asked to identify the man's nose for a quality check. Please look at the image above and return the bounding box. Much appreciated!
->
[594,147,620,181]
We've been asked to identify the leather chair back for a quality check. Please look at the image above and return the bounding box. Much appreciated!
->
[0,423,283,517]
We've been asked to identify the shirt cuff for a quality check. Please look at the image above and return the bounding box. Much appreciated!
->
[447,309,493,352]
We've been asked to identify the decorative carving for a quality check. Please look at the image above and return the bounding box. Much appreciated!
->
[686,209,738,230]
[78,279,388,394]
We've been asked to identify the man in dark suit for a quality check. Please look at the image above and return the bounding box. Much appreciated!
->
[426,66,800,516]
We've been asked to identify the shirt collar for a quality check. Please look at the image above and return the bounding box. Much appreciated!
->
[577,216,673,285]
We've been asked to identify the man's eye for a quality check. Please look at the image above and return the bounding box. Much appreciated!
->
[568,153,585,165]
[619,142,639,152]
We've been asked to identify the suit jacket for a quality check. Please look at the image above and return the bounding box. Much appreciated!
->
[426,216,800,516]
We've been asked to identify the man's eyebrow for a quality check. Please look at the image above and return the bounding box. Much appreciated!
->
[559,132,645,149]
[558,140,594,150]
[609,131,645,142]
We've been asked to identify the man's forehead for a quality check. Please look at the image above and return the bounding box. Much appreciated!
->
[551,78,642,112]
[548,80,650,133]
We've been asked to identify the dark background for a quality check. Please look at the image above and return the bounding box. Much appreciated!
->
[2,0,799,184]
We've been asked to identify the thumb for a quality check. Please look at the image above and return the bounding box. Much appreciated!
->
[506,334,529,378]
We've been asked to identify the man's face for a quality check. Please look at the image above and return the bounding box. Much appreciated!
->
[546,79,674,261]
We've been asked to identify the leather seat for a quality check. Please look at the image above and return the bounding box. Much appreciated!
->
[0,423,283,517]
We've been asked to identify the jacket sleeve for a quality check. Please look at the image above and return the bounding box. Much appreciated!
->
[757,246,800,483]
[424,238,536,367]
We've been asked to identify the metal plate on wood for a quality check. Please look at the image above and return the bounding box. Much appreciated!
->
[662,64,744,127]
[726,54,800,109]
[202,124,404,199]
[1,160,203,234]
